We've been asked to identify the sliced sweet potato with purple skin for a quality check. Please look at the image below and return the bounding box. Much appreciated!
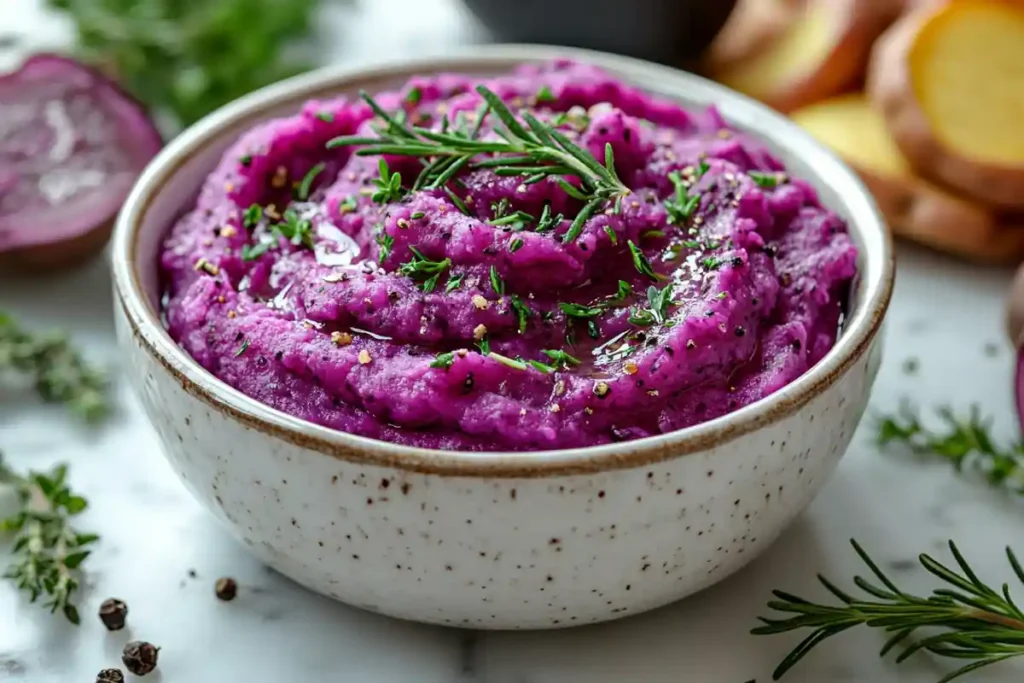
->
[712,0,903,113]
[793,93,1024,264]
[869,2,1024,209]
[0,54,163,272]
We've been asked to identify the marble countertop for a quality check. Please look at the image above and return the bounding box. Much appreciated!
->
[3,2,1023,681]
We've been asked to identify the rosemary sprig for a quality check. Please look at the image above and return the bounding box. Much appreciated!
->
[398,247,451,293]
[326,86,630,240]
[877,403,1024,493]
[755,539,1024,683]
[0,313,108,422]
[0,456,97,624]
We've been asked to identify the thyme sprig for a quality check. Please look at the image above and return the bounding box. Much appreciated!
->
[755,540,1024,683]
[0,313,107,422]
[876,403,1024,493]
[326,86,630,241]
[0,457,97,624]
[398,247,451,293]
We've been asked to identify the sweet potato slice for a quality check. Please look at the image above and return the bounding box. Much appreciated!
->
[792,94,1024,263]
[704,0,800,75]
[712,0,902,113]
[869,1,1024,209]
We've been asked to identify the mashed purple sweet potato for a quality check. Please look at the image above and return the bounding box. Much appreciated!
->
[160,61,857,452]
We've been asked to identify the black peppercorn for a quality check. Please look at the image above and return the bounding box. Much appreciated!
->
[121,641,159,676]
[98,598,128,631]
[96,669,124,683]
[215,577,238,601]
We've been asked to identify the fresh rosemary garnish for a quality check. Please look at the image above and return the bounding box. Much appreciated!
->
[410,210,425,220]
[475,337,491,355]
[377,232,395,263]
[234,339,250,357]
[535,85,555,103]
[371,159,404,204]
[755,539,1024,683]
[404,86,423,106]
[559,303,603,319]
[613,280,633,301]
[541,349,580,369]
[665,169,701,225]
[489,212,534,230]
[272,208,314,249]
[628,240,658,279]
[749,170,786,189]
[487,352,527,371]
[445,273,464,293]
[339,196,358,214]
[629,284,673,327]
[0,457,98,624]
[398,247,451,293]
[316,111,334,123]
[0,313,107,422]
[489,266,505,296]
[528,359,556,373]
[326,86,630,236]
[243,203,263,229]
[701,256,723,271]
[509,238,524,253]
[241,241,272,261]
[877,403,1024,493]
[603,225,619,245]
[430,351,455,369]
[510,295,531,333]
[296,161,325,200]
[535,203,562,232]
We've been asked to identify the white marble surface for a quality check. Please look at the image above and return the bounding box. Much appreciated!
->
[2,1,1024,681]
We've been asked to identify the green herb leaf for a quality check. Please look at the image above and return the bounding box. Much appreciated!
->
[430,352,455,369]
[541,349,580,369]
[489,266,505,296]
[475,337,491,355]
[243,204,263,229]
[509,238,524,253]
[749,170,785,189]
[559,302,603,319]
[535,85,555,103]
[510,295,531,333]
[377,232,395,263]
[603,225,618,245]
[241,241,272,261]
[628,240,658,279]
[316,111,334,123]
[372,159,404,204]
[234,339,250,357]
[445,273,464,293]
[296,161,325,200]
[399,247,451,292]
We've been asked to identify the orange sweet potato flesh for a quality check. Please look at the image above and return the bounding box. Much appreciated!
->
[712,0,903,112]
[869,1,1024,209]
[793,94,1024,263]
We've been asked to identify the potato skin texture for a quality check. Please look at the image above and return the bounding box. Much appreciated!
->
[868,2,1024,209]
[712,0,903,113]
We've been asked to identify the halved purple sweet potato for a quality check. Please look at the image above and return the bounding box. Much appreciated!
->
[0,54,163,271]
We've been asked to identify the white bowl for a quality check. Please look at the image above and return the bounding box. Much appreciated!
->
[111,45,893,629]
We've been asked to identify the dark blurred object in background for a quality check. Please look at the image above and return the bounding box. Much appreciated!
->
[461,0,738,65]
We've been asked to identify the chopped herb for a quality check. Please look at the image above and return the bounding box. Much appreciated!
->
[535,85,555,102]
[561,196,603,243]
[234,339,250,357]
[445,273,464,293]
[647,284,672,323]
[541,349,580,369]
[665,170,701,225]
[528,359,556,373]
[377,232,395,263]
[488,352,527,371]
[315,111,334,123]
[241,241,272,261]
[489,266,505,296]
[338,196,358,214]
[587,319,600,339]
[296,161,325,200]
[701,256,723,271]
[603,225,618,245]
[717,291,728,299]
[510,295,530,333]
[628,240,658,279]
[628,308,656,327]
[273,209,314,249]
[613,280,633,301]
[749,171,784,189]
[509,238,524,253]
[243,204,263,229]
[476,337,491,355]
[372,159,404,204]
[535,204,562,233]
[642,230,666,239]
[410,211,425,219]
[239,154,252,166]
[491,198,510,220]
[559,302,603,319]
[399,247,451,293]
[682,239,703,249]
[444,186,469,215]
[430,351,455,369]
[489,211,534,230]
[696,160,710,178]
[405,86,423,106]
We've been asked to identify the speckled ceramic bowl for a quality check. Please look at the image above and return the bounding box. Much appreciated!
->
[111,45,893,630]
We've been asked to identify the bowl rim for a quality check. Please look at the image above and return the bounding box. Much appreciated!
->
[112,43,894,478]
